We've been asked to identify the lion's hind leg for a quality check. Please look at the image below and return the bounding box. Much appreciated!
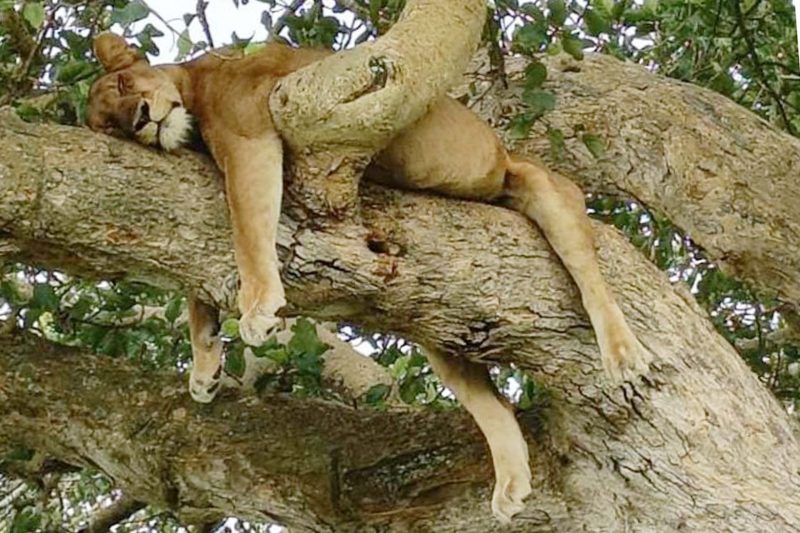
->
[187,294,224,403]
[503,156,650,382]
[425,349,532,523]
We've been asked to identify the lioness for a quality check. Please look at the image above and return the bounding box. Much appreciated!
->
[86,32,649,522]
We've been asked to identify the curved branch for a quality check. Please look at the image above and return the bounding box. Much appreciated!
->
[462,53,800,306]
[270,0,487,152]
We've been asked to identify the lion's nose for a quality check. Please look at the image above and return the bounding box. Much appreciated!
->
[134,101,150,131]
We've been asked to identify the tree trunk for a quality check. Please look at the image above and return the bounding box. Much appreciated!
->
[2,58,800,529]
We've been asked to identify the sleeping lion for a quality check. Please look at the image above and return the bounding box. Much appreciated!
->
[86,32,649,523]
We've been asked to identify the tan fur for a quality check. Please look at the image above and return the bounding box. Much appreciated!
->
[88,33,650,522]
[187,295,223,403]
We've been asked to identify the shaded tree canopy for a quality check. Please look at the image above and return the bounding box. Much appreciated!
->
[0,1,799,531]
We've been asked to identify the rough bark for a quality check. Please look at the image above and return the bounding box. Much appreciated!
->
[2,78,800,531]
[269,0,486,215]
[461,52,800,307]
[271,0,486,152]
[0,334,492,531]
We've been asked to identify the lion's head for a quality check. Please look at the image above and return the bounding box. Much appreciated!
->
[87,33,191,151]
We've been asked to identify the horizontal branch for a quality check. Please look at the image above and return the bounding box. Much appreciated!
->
[463,53,800,306]
[0,334,495,530]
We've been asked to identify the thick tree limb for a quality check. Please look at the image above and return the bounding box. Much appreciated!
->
[462,53,800,306]
[3,83,800,529]
[269,0,486,215]
[270,0,486,152]
[0,334,494,531]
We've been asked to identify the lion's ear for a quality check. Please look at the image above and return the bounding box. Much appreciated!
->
[93,32,146,72]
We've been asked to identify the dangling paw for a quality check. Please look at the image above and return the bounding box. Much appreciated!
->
[239,295,286,347]
[189,338,224,403]
[490,434,533,523]
[189,365,222,403]
[597,307,651,383]
[240,309,284,347]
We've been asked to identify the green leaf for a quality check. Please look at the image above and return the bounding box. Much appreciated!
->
[508,113,535,139]
[585,8,611,36]
[5,447,35,461]
[595,0,615,18]
[513,24,547,53]
[225,343,246,378]
[562,33,585,60]
[547,0,568,26]
[164,297,183,324]
[522,89,557,114]
[399,375,425,404]
[220,317,240,338]
[519,3,545,20]
[55,60,95,84]
[612,0,627,19]
[364,383,391,407]
[230,31,253,48]
[177,29,193,60]
[22,2,45,30]
[524,62,548,89]
[32,283,58,312]
[110,1,149,26]
[1,279,26,306]
[244,42,267,56]
[547,39,563,55]
[287,318,329,361]
[582,133,606,158]
[642,0,658,16]
[11,508,41,533]
[135,23,164,56]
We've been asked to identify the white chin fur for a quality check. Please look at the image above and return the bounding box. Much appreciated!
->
[158,107,191,151]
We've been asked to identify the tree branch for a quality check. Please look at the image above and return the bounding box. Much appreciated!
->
[269,0,486,215]
[462,53,800,307]
[0,334,494,531]
[3,50,800,529]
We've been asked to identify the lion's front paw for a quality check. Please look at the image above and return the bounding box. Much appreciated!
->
[189,365,222,403]
[598,309,651,383]
[239,305,285,346]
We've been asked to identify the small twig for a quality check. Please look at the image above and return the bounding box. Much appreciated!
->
[271,0,306,39]
[138,0,183,44]
[732,0,796,135]
[195,0,214,48]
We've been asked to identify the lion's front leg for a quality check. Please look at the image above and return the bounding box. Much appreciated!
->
[221,131,286,346]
